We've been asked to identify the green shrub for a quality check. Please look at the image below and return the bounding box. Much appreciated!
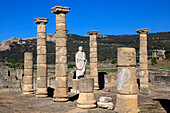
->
[151,57,158,65]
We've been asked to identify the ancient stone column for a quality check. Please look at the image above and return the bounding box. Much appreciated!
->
[136,28,150,93]
[51,6,70,102]
[87,31,99,90]
[23,52,34,94]
[115,48,140,113]
[77,78,96,108]
[34,18,49,98]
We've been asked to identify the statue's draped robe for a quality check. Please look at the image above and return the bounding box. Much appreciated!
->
[75,51,86,79]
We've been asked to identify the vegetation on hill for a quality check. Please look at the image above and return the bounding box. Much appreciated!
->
[0,32,170,65]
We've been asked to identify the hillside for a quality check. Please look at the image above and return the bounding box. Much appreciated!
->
[0,32,170,65]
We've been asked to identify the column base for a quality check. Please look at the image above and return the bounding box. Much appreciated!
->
[53,97,68,102]
[77,93,96,109]
[36,88,48,98]
[22,91,34,95]
[114,94,140,113]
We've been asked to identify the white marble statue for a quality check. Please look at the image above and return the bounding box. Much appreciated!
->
[75,46,87,79]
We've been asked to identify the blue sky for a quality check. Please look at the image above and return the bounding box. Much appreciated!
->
[0,0,170,43]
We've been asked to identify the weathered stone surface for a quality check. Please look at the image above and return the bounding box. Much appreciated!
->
[56,24,66,30]
[37,39,46,46]
[79,78,94,93]
[99,96,112,102]
[16,69,23,80]
[72,79,79,91]
[55,31,67,38]
[117,67,137,94]
[140,47,147,54]
[37,64,47,77]
[24,60,33,69]
[24,52,33,60]
[90,52,97,58]
[90,58,97,63]
[89,42,97,48]
[37,33,46,39]
[51,6,70,14]
[34,18,49,25]
[55,77,67,88]
[140,41,147,47]
[97,102,113,110]
[114,94,140,113]
[87,31,100,35]
[37,76,47,88]
[37,46,46,55]
[37,25,46,33]
[56,14,66,23]
[140,54,148,63]
[23,76,33,84]
[90,47,97,53]
[117,48,136,66]
[77,93,96,109]
[140,63,148,70]
[54,87,68,98]
[37,55,46,64]
[0,65,8,83]
[56,47,67,55]
[154,76,170,90]
[24,69,33,76]
[136,28,150,34]
[55,64,67,76]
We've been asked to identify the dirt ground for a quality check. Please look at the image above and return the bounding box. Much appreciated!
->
[0,89,169,113]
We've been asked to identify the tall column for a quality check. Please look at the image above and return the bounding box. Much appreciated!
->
[136,28,150,93]
[115,48,139,113]
[77,78,96,108]
[23,52,34,94]
[34,18,49,98]
[87,31,99,90]
[51,6,70,102]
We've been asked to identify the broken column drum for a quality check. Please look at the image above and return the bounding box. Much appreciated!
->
[115,48,140,113]
[34,18,49,98]
[77,78,96,108]
[51,6,70,102]
[136,28,150,93]
[23,52,34,94]
[87,31,99,90]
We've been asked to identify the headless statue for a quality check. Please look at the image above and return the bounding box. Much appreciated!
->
[75,46,87,79]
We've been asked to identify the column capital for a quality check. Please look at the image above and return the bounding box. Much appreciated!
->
[34,18,49,25]
[136,28,150,34]
[87,31,100,35]
[51,6,70,14]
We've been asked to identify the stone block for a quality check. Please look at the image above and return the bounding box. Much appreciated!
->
[56,14,66,23]
[54,87,68,98]
[72,79,79,90]
[140,34,147,41]
[140,63,148,70]
[139,69,148,78]
[24,52,33,60]
[99,96,112,102]
[90,47,97,53]
[55,38,67,47]
[23,76,33,84]
[140,54,147,63]
[90,42,97,48]
[37,64,47,77]
[37,33,46,39]
[55,77,67,88]
[37,39,46,46]
[79,78,94,93]
[140,47,147,54]
[140,41,147,47]
[24,60,33,69]
[37,24,46,33]
[37,46,46,55]
[24,69,33,76]
[117,67,138,94]
[56,55,67,64]
[36,88,47,95]
[55,64,67,76]
[22,84,33,92]
[55,31,66,38]
[115,94,139,113]
[56,47,67,55]
[37,76,47,88]
[56,24,66,30]
[117,48,136,66]
[37,55,46,64]
[90,52,97,58]
[90,58,97,63]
